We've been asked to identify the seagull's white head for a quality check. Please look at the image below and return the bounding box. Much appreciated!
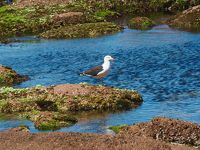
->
[104,55,114,62]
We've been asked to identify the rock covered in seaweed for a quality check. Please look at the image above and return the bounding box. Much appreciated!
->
[128,17,156,30]
[119,117,200,147]
[0,84,142,130]
[23,111,78,130]
[0,84,143,113]
[39,22,122,39]
[0,65,28,86]
[167,5,200,32]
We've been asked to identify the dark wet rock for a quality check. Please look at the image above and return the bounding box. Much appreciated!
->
[167,5,200,32]
[119,117,200,147]
[128,17,156,30]
[0,65,29,86]
[40,22,122,39]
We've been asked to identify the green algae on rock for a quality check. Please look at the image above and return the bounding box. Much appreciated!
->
[167,5,200,32]
[0,84,143,113]
[23,111,78,130]
[0,65,28,87]
[128,17,156,30]
[109,124,128,134]
[0,84,143,130]
[39,22,122,39]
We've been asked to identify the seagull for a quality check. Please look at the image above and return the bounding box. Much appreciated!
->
[80,55,114,84]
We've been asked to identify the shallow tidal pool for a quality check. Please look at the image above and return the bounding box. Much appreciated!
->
[0,25,200,133]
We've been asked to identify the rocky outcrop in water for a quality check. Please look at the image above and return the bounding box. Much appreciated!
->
[0,84,143,130]
[128,17,156,30]
[40,22,122,39]
[167,5,200,32]
[0,65,28,86]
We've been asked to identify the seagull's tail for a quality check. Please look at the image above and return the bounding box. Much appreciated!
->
[79,72,85,76]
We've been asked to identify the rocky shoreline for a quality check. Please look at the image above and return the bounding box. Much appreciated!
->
[1,117,199,150]
[0,0,200,43]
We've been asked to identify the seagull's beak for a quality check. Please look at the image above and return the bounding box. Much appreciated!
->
[111,57,115,61]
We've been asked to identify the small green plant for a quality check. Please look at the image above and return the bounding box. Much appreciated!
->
[109,124,128,134]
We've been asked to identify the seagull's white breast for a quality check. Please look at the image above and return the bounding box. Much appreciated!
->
[96,61,111,78]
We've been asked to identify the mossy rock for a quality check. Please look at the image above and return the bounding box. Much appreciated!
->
[0,86,64,113]
[128,17,156,30]
[0,65,28,86]
[30,111,77,130]
[0,84,143,113]
[40,22,122,39]
[0,84,143,130]
[109,124,128,134]
[167,5,200,32]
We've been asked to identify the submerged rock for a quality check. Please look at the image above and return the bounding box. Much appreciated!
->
[128,17,156,30]
[24,111,78,130]
[167,5,200,32]
[119,117,200,147]
[0,65,28,86]
[40,22,122,39]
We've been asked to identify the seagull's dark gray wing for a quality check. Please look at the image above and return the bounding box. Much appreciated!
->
[82,65,103,76]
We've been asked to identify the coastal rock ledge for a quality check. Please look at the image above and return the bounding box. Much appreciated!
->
[1,117,198,150]
[0,84,143,130]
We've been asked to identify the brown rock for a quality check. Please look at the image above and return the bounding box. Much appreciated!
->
[168,5,200,32]
[0,129,194,150]
[51,12,85,25]
[0,65,29,86]
[119,117,200,147]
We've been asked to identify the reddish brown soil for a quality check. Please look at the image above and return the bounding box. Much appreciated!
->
[0,131,194,150]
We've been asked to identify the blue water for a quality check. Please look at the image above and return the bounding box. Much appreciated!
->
[0,25,200,133]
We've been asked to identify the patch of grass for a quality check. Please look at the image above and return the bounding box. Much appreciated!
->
[94,10,117,20]
[109,124,128,134]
